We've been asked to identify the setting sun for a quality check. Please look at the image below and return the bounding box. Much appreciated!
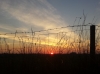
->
[51,52,54,55]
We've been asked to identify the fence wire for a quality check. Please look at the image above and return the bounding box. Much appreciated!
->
[0,25,100,54]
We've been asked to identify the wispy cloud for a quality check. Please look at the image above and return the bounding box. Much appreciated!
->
[0,0,78,38]
[0,0,68,30]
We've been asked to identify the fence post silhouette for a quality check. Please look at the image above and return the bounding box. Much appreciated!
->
[90,25,95,69]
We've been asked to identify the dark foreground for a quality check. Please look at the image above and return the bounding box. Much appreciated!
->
[0,54,100,74]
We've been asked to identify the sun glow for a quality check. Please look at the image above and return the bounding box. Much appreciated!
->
[51,52,54,55]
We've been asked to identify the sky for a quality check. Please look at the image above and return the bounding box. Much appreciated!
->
[0,0,100,33]
[0,0,100,54]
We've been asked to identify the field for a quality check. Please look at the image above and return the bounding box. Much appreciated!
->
[0,54,100,74]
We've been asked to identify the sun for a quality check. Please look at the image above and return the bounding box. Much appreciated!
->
[51,52,54,55]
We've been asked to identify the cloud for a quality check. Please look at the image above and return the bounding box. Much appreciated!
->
[0,0,80,37]
[0,0,78,38]
[0,0,68,30]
